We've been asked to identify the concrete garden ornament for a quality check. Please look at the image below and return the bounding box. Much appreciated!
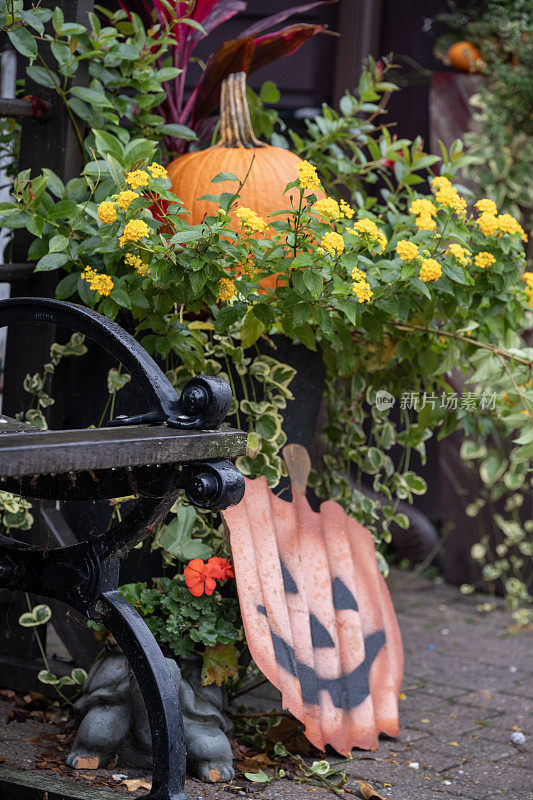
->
[67,652,235,783]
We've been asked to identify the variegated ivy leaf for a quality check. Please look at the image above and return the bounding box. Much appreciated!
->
[19,604,52,627]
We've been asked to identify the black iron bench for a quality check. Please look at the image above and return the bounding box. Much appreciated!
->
[0,297,247,800]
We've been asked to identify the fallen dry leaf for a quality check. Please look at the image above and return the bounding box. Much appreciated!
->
[236,753,275,773]
[119,778,152,792]
[356,779,386,800]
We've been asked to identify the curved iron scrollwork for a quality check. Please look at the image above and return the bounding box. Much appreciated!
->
[0,298,231,429]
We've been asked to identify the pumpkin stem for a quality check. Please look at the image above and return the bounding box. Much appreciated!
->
[218,72,265,149]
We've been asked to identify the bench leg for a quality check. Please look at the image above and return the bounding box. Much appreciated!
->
[96,590,189,800]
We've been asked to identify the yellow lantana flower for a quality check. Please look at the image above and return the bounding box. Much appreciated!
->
[125,170,150,191]
[97,201,117,224]
[296,160,321,192]
[396,240,419,262]
[419,258,442,283]
[147,162,168,179]
[81,267,114,296]
[352,279,373,303]
[447,243,470,265]
[234,206,268,234]
[475,198,497,216]
[474,252,496,269]
[409,199,437,217]
[319,231,345,256]
[476,212,499,237]
[218,277,236,302]
[119,218,150,248]
[116,190,139,211]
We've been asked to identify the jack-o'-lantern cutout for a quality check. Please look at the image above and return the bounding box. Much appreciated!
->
[222,444,403,755]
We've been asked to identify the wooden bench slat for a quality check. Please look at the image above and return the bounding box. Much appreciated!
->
[0,424,247,476]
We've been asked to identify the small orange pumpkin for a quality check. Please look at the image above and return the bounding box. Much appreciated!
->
[447,41,484,73]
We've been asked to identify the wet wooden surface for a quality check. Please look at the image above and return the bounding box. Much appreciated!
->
[0,418,247,476]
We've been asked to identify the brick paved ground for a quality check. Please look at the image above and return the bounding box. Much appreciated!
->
[0,570,530,799]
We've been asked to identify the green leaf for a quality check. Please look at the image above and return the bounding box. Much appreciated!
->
[55,272,79,300]
[241,312,265,349]
[211,172,239,183]
[460,440,487,460]
[26,65,58,89]
[52,6,64,32]
[480,455,508,486]
[48,234,69,253]
[107,368,131,394]
[19,604,52,627]
[8,27,38,59]
[37,670,60,685]
[35,252,69,272]
[244,770,271,783]
[70,86,112,107]
[302,269,323,298]
[71,668,87,685]
[159,123,197,141]
[260,80,280,104]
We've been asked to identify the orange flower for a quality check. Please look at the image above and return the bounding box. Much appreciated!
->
[184,559,219,597]
[183,556,234,597]
[208,556,235,580]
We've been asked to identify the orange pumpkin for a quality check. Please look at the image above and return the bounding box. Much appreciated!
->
[447,41,484,73]
[167,72,324,292]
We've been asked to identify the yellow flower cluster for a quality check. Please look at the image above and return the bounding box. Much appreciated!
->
[349,218,387,252]
[318,231,345,257]
[523,272,533,307]
[447,243,470,265]
[419,258,442,283]
[409,199,437,217]
[235,206,268,234]
[474,251,496,269]
[430,176,466,214]
[147,162,168,179]
[313,196,354,221]
[351,266,366,282]
[125,252,150,276]
[218,277,236,302]
[81,266,114,296]
[97,201,117,224]
[409,198,437,232]
[340,199,354,219]
[475,198,497,215]
[497,213,527,241]
[351,266,372,302]
[395,240,419,262]
[119,218,150,248]
[239,254,257,277]
[116,190,139,211]
[296,160,321,192]
[476,211,499,237]
[352,278,373,303]
[415,215,436,231]
[125,170,150,191]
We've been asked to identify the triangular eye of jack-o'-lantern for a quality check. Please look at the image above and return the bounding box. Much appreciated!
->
[221,444,404,756]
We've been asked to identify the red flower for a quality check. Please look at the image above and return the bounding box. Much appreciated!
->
[183,556,234,597]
